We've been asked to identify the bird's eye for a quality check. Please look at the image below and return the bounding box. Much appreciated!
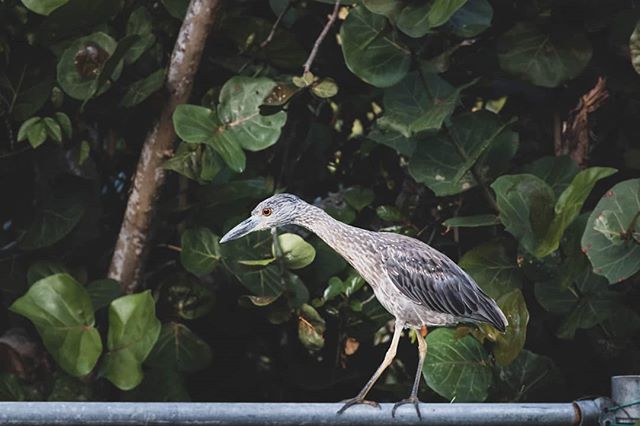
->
[262,208,272,216]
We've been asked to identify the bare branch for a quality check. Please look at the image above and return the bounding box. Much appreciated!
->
[108,0,221,293]
[303,1,341,74]
[260,0,293,49]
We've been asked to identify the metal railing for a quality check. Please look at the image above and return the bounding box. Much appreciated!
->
[0,400,605,425]
[1,375,639,426]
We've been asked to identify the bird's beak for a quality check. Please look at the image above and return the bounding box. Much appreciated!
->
[220,216,260,243]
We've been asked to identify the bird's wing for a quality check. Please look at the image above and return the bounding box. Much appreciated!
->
[381,241,507,331]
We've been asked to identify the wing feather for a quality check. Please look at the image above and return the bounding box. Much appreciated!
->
[382,242,507,332]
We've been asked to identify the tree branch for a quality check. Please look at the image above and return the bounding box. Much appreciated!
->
[303,0,340,74]
[260,0,292,48]
[108,0,221,293]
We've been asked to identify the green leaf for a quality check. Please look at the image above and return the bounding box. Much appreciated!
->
[125,7,155,64]
[273,233,316,270]
[120,69,165,108]
[534,167,617,257]
[491,174,555,255]
[447,0,493,37]
[211,132,247,173]
[102,291,161,390]
[367,127,416,157]
[123,368,190,401]
[233,264,285,298]
[377,72,455,137]
[443,214,500,228]
[424,328,492,402]
[340,5,411,88]
[21,0,69,16]
[180,228,221,276]
[311,78,338,98]
[173,104,218,144]
[54,112,73,139]
[19,194,86,250]
[344,186,375,211]
[492,289,529,366]
[397,0,467,38]
[460,238,523,299]
[161,0,188,19]
[47,371,93,401]
[493,350,563,402]
[298,304,326,352]
[43,117,62,143]
[17,117,42,143]
[497,23,592,88]
[582,178,640,283]
[164,143,222,184]
[409,111,518,196]
[522,156,579,197]
[86,279,122,311]
[376,205,403,222]
[57,32,120,100]
[0,373,26,401]
[630,19,640,75]
[9,274,102,377]
[146,322,212,372]
[362,0,403,18]
[217,76,287,151]
[323,276,346,302]
[26,119,47,148]
[157,273,214,320]
[26,260,68,286]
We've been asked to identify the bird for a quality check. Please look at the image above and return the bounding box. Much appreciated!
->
[220,193,508,418]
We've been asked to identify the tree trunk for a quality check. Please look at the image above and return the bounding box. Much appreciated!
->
[109,0,221,293]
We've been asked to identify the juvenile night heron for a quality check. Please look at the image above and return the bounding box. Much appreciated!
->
[220,194,508,417]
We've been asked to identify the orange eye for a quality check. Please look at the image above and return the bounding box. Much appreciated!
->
[262,208,272,216]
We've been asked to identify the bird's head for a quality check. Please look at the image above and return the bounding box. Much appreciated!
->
[219,193,307,243]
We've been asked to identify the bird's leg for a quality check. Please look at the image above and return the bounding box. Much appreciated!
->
[337,322,404,415]
[392,327,427,419]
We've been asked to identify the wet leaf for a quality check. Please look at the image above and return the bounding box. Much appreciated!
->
[9,274,102,377]
[424,328,492,402]
[102,291,161,390]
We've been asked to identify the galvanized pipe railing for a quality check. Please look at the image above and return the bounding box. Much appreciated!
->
[0,400,606,426]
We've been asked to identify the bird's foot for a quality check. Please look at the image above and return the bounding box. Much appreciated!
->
[336,397,380,415]
[392,396,422,419]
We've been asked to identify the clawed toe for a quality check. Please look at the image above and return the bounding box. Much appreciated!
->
[336,397,381,414]
[392,396,422,419]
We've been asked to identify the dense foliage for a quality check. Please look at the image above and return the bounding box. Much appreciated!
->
[1,0,640,404]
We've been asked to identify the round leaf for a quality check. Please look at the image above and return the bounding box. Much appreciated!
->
[447,0,493,37]
[146,322,212,372]
[340,5,411,88]
[86,279,122,311]
[630,20,640,75]
[424,328,492,402]
[459,238,523,299]
[492,289,529,366]
[180,227,221,276]
[273,233,316,270]
[497,23,592,88]
[21,0,69,16]
[9,274,102,377]
[397,0,467,38]
[57,32,120,100]
[581,178,640,283]
[102,291,161,390]
[173,104,219,144]
[217,76,287,152]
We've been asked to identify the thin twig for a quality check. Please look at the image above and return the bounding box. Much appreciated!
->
[260,0,293,48]
[303,0,341,74]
